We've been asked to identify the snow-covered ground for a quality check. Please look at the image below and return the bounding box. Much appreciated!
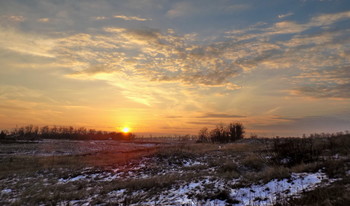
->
[0,140,347,205]
[52,156,337,206]
[105,171,334,206]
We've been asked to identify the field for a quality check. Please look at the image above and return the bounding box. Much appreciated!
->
[0,136,349,205]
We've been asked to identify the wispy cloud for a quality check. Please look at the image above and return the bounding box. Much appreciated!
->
[187,121,218,126]
[113,15,151,21]
[198,113,246,118]
[55,11,350,106]
[0,26,56,58]
[94,16,108,20]
[166,1,250,18]
[166,2,193,18]
[2,15,25,22]
[37,18,49,22]
[278,12,294,19]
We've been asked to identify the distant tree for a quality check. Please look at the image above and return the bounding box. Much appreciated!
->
[5,125,138,141]
[0,130,6,139]
[198,127,209,143]
[199,122,245,143]
[234,123,245,140]
[228,123,237,142]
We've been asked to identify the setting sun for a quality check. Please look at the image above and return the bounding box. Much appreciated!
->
[122,127,130,133]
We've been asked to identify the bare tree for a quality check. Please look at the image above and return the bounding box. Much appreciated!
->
[198,127,209,142]
[199,122,245,143]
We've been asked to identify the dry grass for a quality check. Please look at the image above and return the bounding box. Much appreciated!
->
[0,146,157,178]
[239,166,291,186]
[285,177,350,206]
[1,136,349,205]
[241,153,266,172]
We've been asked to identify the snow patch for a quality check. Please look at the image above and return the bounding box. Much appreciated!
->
[1,189,12,194]
[58,175,87,183]
[231,172,330,205]
[183,160,202,167]
[137,171,334,206]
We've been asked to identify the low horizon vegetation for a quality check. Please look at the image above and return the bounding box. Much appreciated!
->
[0,127,349,205]
[197,122,245,143]
[1,123,349,143]
[1,131,349,205]
[0,125,135,142]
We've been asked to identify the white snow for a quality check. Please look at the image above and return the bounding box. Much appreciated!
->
[136,171,334,206]
[108,189,126,198]
[231,172,330,205]
[1,189,12,194]
[58,175,86,183]
[183,160,202,167]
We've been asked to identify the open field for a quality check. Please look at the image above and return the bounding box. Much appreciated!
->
[0,136,349,205]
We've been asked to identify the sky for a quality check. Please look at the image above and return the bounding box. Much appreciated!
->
[0,0,350,137]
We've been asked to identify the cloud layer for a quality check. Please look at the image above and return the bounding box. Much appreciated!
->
[1,0,349,135]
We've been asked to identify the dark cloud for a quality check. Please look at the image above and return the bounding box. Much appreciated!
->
[297,83,350,98]
[72,64,116,75]
[253,114,350,135]
[296,66,350,98]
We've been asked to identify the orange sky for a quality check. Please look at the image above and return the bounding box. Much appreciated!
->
[1,0,350,137]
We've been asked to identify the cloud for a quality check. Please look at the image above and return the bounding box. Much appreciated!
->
[37,18,50,22]
[60,12,349,103]
[198,113,246,118]
[33,9,348,111]
[187,121,218,126]
[224,4,250,12]
[2,15,25,22]
[166,1,250,18]
[222,11,350,100]
[272,116,301,121]
[166,2,193,18]
[64,26,244,89]
[0,85,43,100]
[278,12,294,19]
[310,11,350,27]
[253,114,350,135]
[226,11,350,41]
[71,64,116,75]
[296,83,350,99]
[164,115,183,118]
[293,64,350,99]
[113,15,151,21]
[0,103,30,111]
[94,16,108,20]
[0,26,55,58]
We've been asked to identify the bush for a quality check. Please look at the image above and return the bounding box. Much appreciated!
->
[241,154,265,172]
[271,137,321,166]
[198,122,245,143]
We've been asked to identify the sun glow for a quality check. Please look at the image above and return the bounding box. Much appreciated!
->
[122,127,130,133]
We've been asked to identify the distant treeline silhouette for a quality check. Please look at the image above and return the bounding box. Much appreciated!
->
[197,122,245,143]
[0,125,135,141]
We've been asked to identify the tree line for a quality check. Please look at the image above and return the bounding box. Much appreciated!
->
[0,125,135,141]
[197,122,245,143]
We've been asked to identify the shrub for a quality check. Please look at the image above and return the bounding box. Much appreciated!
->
[327,134,350,155]
[241,154,265,172]
[198,122,245,143]
[197,127,210,143]
[271,137,321,166]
